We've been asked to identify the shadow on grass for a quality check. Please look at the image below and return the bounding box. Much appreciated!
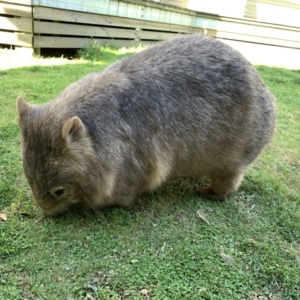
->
[39,175,267,227]
[14,165,287,224]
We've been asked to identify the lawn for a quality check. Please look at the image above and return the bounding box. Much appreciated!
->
[0,47,299,300]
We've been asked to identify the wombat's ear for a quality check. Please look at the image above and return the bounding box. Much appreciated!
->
[62,116,87,144]
[16,96,32,119]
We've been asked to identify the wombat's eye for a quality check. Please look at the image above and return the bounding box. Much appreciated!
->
[54,189,64,197]
[49,186,65,198]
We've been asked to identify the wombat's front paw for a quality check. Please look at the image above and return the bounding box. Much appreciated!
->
[199,187,227,201]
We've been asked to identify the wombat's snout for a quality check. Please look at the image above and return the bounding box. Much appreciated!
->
[35,186,70,215]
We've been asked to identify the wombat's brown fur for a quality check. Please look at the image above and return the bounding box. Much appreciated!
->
[17,34,277,215]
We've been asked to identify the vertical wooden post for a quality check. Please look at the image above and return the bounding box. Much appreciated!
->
[32,4,41,56]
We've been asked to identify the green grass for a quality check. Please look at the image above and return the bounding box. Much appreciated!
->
[0,47,300,299]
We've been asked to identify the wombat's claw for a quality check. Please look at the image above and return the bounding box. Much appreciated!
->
[200,187,226,201]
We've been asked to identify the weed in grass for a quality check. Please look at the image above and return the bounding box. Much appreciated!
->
[77,40,148,64]
[0,51,299,299]
[77,40,103,61]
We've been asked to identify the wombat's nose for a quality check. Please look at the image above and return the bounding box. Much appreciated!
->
[48,186,65,198]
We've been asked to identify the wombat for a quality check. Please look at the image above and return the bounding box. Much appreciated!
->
[17,34,277,215]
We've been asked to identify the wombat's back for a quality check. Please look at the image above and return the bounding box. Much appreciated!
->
[93,34,276,173]
[17,34,277,215]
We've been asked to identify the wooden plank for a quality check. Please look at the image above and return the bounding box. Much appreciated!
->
[0,16,32,32]
[33,0,201,26]
[135,30,178,40]
[187,0,248,18]
[160,0,188,8]
[34,21,136,39]
[243,0,257,19]
[219,38,300,69]
[0,30,32,46]
[36,0,196,17]
[218,19,300,43]
[1,0,32,5]
[245,0,300,28]
[34,21,179,40]
[34,36,154,48]
[33,6,202,33]
[221,15,300,33]
[247,0,300,10]
[0,2,32,17]
[217,30,300,49]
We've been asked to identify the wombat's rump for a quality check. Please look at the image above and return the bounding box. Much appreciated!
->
[17,34,277,215]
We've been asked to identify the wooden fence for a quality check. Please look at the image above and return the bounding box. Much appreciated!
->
[0,1,32,47]
[32,6,207,49]
[1,0,300,68]
[0,0,210,50]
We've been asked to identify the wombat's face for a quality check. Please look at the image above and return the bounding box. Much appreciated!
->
[16,97,97,215]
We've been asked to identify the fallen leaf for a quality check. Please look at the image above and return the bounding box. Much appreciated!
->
[220,251,234,265]
[253,292,260,300]
[87,284,98,293]
[196,210,210,225]
[131,259,138,263]
[86,294,95,300]
[161,242,166,252]
[92,277,100,284]
[0,213,7,221]
[141,289,149,295]
[156,242,167,256]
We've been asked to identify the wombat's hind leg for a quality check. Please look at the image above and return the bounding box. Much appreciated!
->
[200,170,245,201]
